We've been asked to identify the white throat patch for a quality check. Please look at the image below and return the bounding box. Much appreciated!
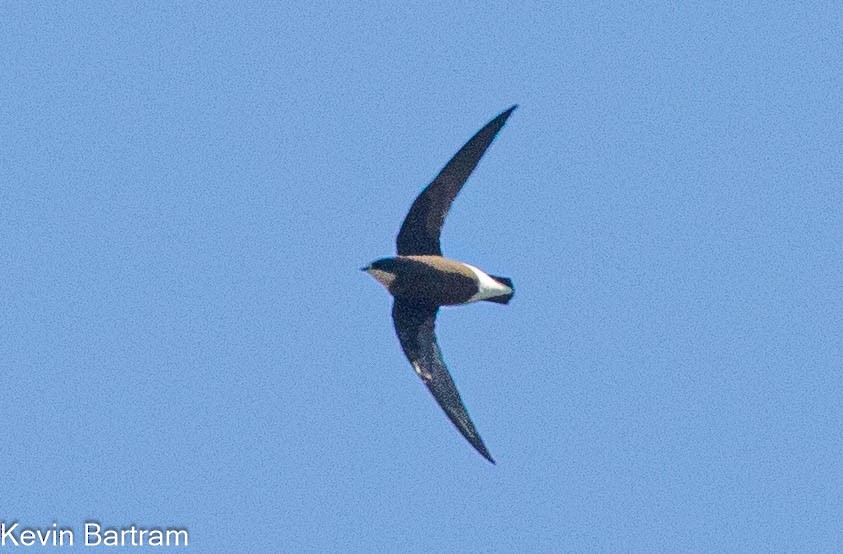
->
[462,263,512,303]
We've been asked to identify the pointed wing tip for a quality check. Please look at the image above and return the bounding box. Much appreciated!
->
[487,104,517,132]
[467,433,496,464]
[479,447,496,465]
[501,104,518,118]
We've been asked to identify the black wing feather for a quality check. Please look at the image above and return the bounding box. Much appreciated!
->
[396,106,517,256]
[391,300,494,463]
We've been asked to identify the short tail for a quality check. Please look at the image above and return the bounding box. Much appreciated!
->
[484,275,514,305]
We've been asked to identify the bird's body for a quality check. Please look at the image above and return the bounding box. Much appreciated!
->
[366,255,513,306]
[363,106,517,463]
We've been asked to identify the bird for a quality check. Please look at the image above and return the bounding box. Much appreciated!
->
[363,106,517,464]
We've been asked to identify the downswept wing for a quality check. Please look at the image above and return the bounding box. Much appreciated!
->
[396,105,517,256]
[391,300,494,463]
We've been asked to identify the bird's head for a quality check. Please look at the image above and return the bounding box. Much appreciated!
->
[361,258,398,290]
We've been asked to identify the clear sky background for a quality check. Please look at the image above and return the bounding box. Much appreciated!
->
[2,3,841,552]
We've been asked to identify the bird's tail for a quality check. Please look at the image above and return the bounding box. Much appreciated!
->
[484,275,514,304]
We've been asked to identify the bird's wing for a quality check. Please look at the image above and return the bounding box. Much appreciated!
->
[391,300,494,463]
[395,105,517,256]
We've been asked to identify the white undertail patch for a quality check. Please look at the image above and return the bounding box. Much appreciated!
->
[462,263,513,303]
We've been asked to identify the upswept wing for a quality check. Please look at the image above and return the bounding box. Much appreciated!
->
[396,106,517,256]
[391,300,494,463]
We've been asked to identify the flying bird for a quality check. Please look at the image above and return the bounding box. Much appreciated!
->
[363,106,517,463]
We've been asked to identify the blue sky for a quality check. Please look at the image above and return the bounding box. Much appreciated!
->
[2,2,841,552]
